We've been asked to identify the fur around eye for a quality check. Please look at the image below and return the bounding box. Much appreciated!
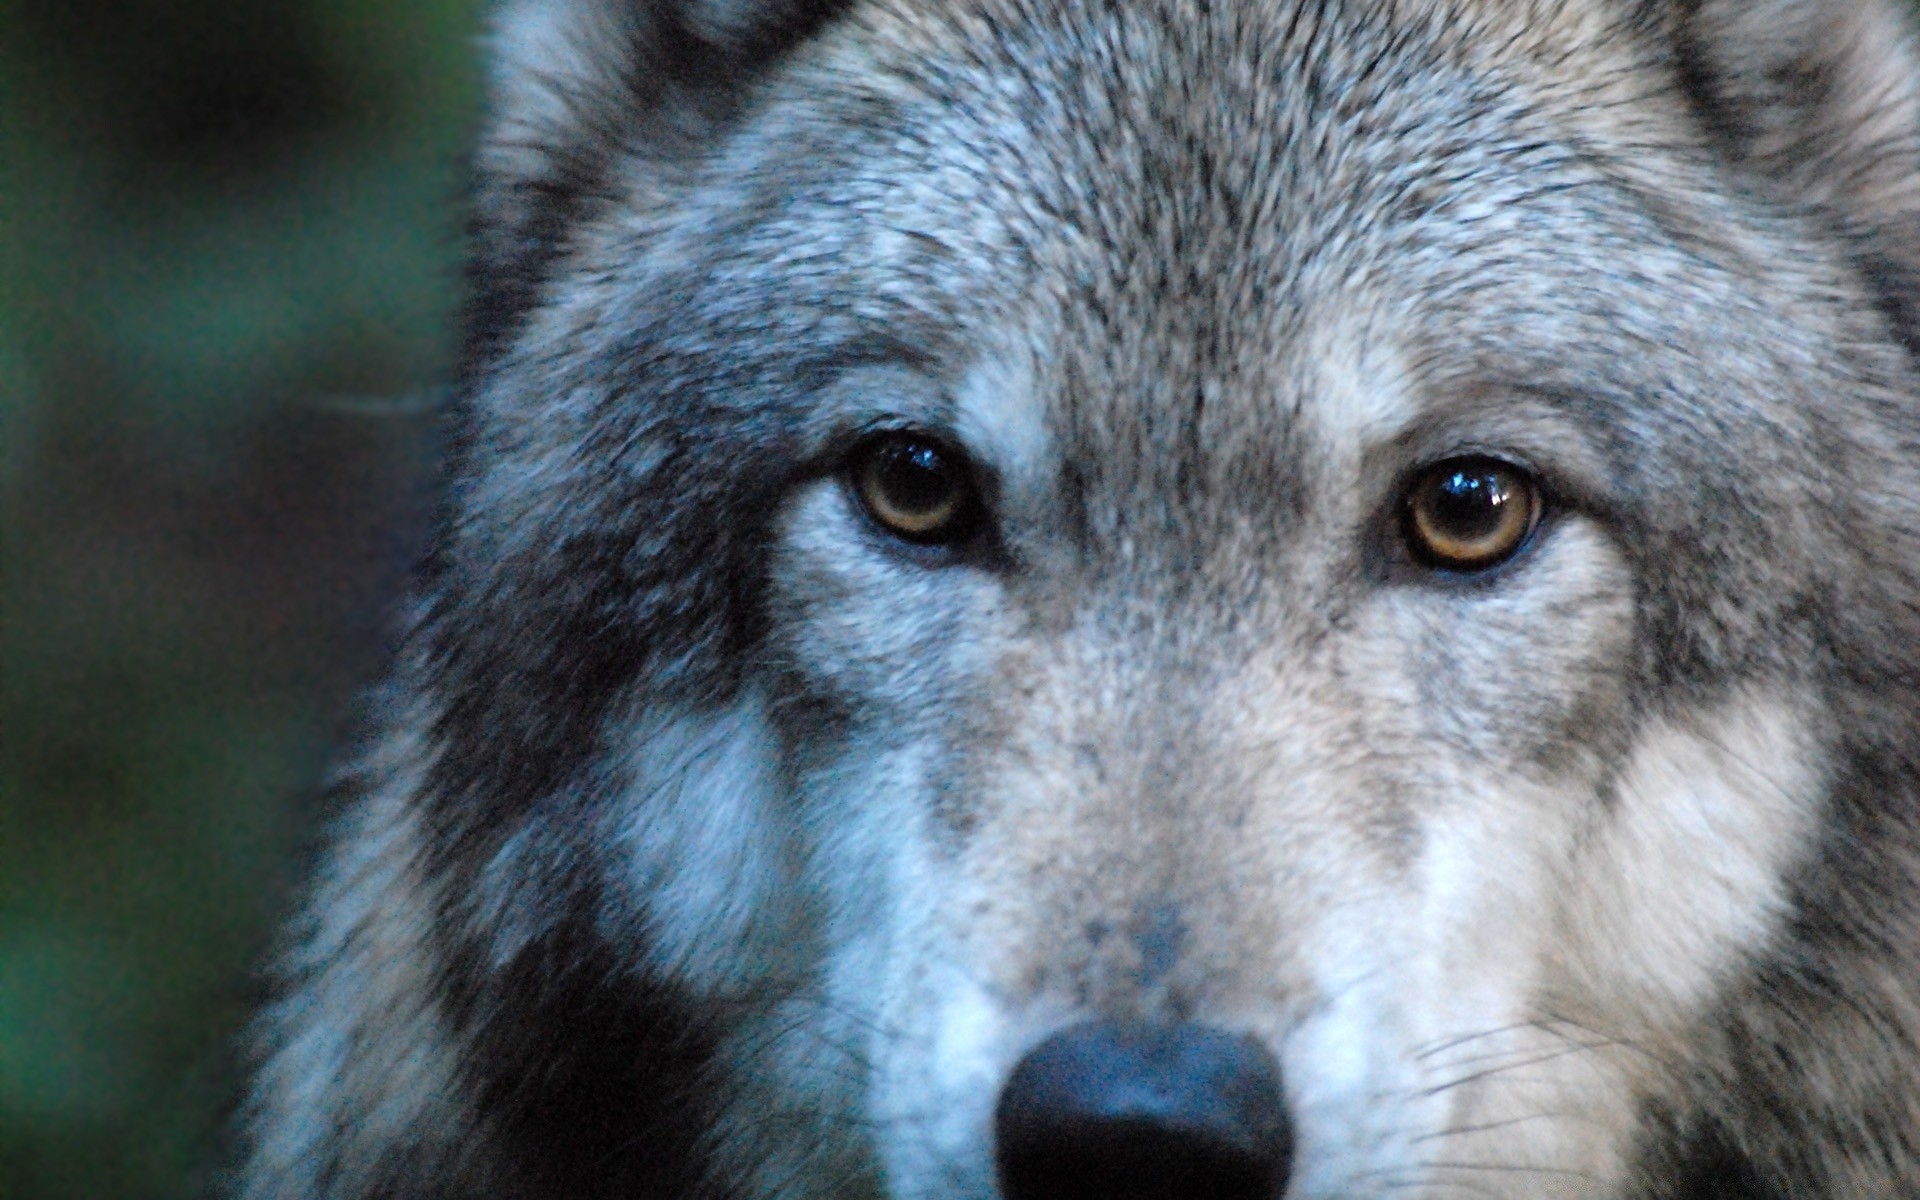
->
[1402,457,1541,571]
[850,433,980,544]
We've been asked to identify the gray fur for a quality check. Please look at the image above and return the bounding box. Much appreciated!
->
[240,1,1920,1196]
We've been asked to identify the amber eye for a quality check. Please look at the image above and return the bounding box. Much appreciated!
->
[851,433,979,544]
[1403,457,1541,571]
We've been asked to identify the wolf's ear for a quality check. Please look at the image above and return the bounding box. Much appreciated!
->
[1675,0,1920,346]
[467,0,846,364]
[489,0,845,108]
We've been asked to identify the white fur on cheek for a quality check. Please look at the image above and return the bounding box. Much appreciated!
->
[1384,697,1823,1198]
[1555,694,1821,1018]
[1282,952,1432,1200]
[604,694,801,995]
[871,959,1016,1200]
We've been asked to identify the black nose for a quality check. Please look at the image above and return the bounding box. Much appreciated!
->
[993,1020,1293,1200]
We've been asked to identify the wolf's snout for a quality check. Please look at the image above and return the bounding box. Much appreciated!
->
[993,1020,1292,1200]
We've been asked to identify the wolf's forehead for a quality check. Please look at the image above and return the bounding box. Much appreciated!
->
[807,2,1597,465]
[842,0,1603,254]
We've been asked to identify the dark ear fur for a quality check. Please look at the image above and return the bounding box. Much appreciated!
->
[466,0,846,365]
[1672,0,1920,352]
[666,0,849,60]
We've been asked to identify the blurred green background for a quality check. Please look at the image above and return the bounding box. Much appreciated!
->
[2,1,482,1195]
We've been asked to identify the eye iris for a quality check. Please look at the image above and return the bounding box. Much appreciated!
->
[1407,459,1536,568]
[858,436,969,539]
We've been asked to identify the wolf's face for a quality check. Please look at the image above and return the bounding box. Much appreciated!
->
[644,9,1852,1194]
[242,1,1920,1198]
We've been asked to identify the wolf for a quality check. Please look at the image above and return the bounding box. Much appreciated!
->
[238,0,1920,1196]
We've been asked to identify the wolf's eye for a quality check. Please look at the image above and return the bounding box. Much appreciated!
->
[851,433,979,544]
[1403,457,1540,571]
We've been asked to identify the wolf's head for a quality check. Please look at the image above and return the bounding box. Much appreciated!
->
[437,1,1920,1195]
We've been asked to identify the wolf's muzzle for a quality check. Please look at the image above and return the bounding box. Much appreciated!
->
[993,1020,1293,1200]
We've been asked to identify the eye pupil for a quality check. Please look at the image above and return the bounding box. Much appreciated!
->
[1405,457,1539,570]
[875,441,953,516]
[1431,469,1514,538]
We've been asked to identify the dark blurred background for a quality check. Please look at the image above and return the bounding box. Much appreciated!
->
[2,2,481,1195]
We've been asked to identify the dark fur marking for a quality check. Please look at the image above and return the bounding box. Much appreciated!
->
[1131,902,1187,988]
[1660,0,1752,152]
[444,894,735,1200]
[1667,1120,1783,1200]
[421,409,798,870]
[1851,240,1920,367]
[463,143,620,376]
[427,330,963,864]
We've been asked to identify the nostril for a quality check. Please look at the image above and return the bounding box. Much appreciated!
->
[993,1020,1292,1200]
